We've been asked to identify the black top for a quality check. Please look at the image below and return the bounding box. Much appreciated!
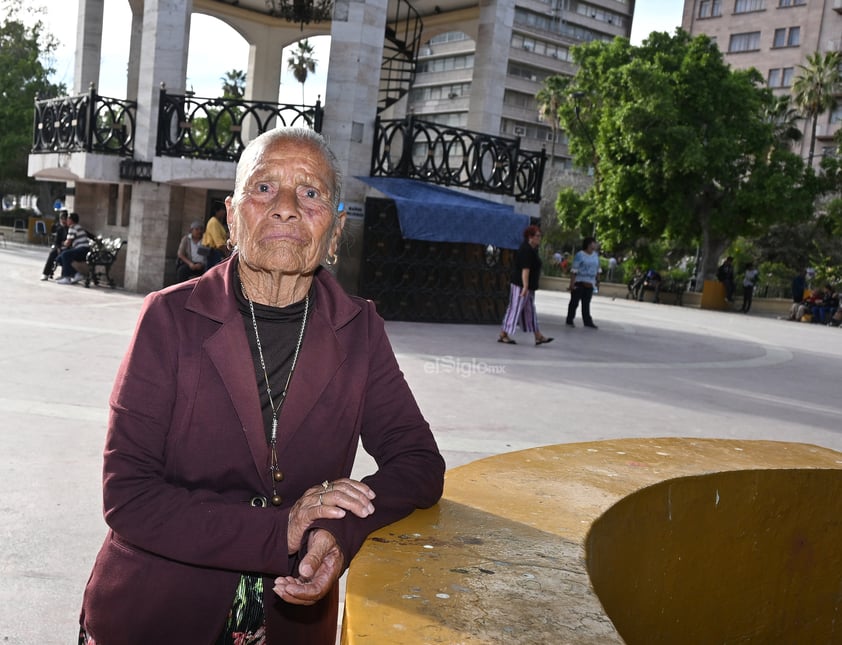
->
[235,278,310,444]
[510,241,542,291]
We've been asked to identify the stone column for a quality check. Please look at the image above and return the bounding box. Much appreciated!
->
[126,0,144,101]
[466,0,514,134]
[74,0,104,94]
[243,25,284,140]
[322,0,389,292]
[123,0,193,293]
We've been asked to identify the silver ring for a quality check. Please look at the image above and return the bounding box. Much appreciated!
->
[318,493,323,506]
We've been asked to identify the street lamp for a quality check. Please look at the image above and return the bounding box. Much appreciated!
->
[571,91,597,159]
[571,91,599,236]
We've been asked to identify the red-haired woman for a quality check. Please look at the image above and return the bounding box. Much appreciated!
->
[498,225,553,346]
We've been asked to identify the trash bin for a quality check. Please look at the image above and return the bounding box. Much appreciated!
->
[700,280,727,310]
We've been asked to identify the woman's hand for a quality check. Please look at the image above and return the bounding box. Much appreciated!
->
[273,529,344,605]
[287,478,375,554]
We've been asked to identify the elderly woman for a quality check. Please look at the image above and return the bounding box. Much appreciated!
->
[78,128,445,644]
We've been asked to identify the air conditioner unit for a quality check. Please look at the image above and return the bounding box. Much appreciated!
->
[448,92,459,99]
[514,126,527,136]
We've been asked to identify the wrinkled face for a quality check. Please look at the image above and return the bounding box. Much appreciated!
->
[227,137,343,276]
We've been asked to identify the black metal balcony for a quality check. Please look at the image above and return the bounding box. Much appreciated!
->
[31,87,324,165]
[32,86,136,156]
[370,115,546,203]
[156,89,323,161]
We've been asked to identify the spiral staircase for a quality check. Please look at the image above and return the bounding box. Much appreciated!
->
[379,0,423,112]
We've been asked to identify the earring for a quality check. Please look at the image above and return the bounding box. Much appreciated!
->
[226,239,236,252]
[325,253,338,266]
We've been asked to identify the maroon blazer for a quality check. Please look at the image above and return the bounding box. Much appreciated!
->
[80,259,445,644]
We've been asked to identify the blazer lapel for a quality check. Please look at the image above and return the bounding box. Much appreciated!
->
[273,304,346,454]
[205,320,270,480]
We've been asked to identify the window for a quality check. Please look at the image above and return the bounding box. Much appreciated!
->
[778,0,805,6]
[774,27,799,47]
[699,0,722,17]
[782,67,794,86]
[768,68,781,87]
[831,106,842,124]
[734,0,764,12]
[728,32,761,52]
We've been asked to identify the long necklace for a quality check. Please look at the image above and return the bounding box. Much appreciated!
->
[242,281,309,506]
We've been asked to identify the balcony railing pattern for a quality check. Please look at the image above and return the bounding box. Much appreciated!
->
[156,90,323,161]
[371,115,546,202]
[32,87,136,156]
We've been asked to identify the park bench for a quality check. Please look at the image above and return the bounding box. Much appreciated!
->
[84,236,126,288]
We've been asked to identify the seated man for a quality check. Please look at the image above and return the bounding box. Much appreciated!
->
[176,221,208,283]
[628,267,644,300]
[55,213,91,285]
[813,284,838,324]
[638,268,662,303]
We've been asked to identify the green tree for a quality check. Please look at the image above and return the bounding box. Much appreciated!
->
[220,69,246,100]
[536,75,570,168]
[555,30,816,280]
[0,0,65,199]
[791,51,842,168]
[287,39,317,106]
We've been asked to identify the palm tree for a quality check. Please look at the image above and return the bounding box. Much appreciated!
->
[287,39,317,106]
[220,69,246,100]
[763,94,803,149]
[791,51,842,167]
[536,75,570,168]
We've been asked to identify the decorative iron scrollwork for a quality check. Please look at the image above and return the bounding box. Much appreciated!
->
[370,115,545,203]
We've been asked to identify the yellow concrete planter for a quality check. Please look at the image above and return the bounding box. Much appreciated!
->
[342,439,842,644]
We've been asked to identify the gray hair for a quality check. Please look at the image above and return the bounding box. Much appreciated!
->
[234,127,343,214]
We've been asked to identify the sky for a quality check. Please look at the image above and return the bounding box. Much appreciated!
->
[33,1,684,101]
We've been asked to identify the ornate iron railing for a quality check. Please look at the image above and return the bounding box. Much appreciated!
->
[370,115,546,202]
[156,89,323,161]
[31,86,136,156]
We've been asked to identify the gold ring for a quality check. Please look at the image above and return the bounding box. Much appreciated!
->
[322,480,330,492]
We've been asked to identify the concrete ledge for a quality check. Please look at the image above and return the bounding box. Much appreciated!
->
[341,438,842,644]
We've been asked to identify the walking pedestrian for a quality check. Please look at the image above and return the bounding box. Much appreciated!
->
[498,225,553,346]
[566,236,600,329]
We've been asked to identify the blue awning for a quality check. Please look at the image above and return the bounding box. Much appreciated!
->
[358,177,530,250]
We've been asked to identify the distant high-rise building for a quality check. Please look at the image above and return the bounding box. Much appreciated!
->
[681,0,842,164]
[394,1,635,169]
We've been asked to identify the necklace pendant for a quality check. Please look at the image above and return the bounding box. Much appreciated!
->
[270,494,283,506]
[271,417,278,440]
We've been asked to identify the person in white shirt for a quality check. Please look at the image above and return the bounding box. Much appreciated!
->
[740,262,760,313]
[176,221,208,283]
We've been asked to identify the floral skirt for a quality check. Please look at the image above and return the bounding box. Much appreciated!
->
[78,573,266,644]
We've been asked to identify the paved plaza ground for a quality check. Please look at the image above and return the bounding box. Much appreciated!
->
[2,242,841,643]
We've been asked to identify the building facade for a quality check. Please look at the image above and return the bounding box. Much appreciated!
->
[397,0,634,168]
[681,0,842,163]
